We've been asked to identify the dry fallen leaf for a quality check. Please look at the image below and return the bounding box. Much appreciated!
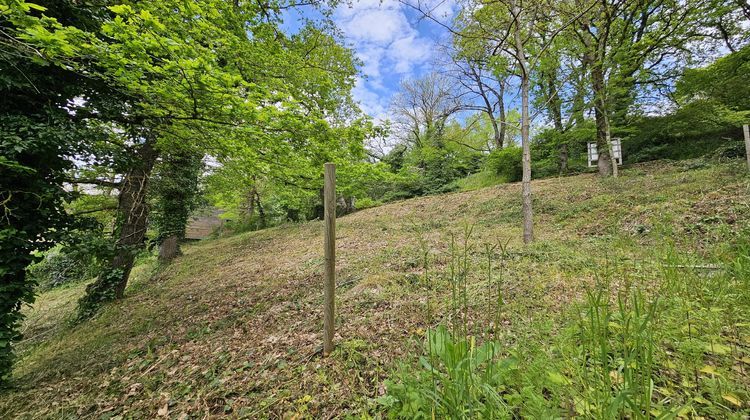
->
[157,402,169,416]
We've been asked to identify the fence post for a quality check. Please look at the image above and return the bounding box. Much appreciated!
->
[744,124,750,171]
[323,163,336,356]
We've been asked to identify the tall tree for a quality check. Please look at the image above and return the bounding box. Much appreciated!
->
[447,36,510,149]
[4,0,365,323]
[151,150,204,262]
[391,72,462,148]
[0,0,109,384]
[565,0,705,176]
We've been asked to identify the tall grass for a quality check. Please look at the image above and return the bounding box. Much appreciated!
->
[380,230,750,418]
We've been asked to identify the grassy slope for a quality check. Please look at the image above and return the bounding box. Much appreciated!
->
[2,160,749,418]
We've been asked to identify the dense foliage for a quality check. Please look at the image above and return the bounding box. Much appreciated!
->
[0,0,369,383]
[1,0,748,395]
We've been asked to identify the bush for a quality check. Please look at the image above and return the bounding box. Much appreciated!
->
[355,196,382,210]
[486,147,523,182]
[28,248,94,290]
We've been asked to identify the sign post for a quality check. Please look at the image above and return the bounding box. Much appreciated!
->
[323,163,336,356]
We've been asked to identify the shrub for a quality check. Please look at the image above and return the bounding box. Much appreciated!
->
[355,196,381,210]
[28,248,94,290]
[486,147,523,182]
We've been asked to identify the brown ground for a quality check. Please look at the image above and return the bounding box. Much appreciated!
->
[2,160,749,418]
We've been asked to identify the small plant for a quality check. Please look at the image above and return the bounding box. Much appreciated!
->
[380,326,514,418]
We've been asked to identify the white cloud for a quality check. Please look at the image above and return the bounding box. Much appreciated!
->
[340,9,407,43]
[352,77,388,119]
[390,35,432,73]
[335,0,451,122]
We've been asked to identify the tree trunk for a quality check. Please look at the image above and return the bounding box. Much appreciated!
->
[254,191,266,228]
[344,196,355,214]
[246,185,256,220]
[605,114,618,177]
[77,135,159,318]
[591,63,613,177]
[559,143,568,174]
[520,74,533,245]
[545,69,567,175]
[473,66,505,150]
[159,234,180,261]
[497,83,507,149]
[512,2,533,245]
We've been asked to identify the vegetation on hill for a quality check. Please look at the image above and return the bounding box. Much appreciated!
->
[2,160,748,417]
[1,0,749,417]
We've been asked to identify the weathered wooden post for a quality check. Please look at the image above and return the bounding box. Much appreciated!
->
[744,124,750,171]
[323,162,336,356]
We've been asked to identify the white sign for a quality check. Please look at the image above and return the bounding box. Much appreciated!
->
[588,139,623,167]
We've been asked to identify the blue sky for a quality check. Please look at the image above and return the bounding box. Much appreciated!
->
[332,0,455,121]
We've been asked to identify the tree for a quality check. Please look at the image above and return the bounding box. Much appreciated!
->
[565,0,705,176]
[4,0,366,328]
[532,29,589,174]
[448,33,510,149]
[677,44,750,112]
[402,0,570,244]
[0,0,116,384]
[151,151,204,261]
[391,72,462,148]
[456,0,572,243]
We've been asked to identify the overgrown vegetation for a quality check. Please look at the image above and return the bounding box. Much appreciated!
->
[2,161,748,417]
[1,0,749,414]
[381,236,750,418]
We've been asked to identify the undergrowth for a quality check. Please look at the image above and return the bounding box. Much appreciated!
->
[380,230,750,418]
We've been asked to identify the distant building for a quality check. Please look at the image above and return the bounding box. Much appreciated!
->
[185,208,225,239]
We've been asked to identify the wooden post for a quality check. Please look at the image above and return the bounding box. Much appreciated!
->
[744,124,750,171]
[323,163,336,356]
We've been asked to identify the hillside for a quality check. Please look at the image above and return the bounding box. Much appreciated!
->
[2,160,750,418]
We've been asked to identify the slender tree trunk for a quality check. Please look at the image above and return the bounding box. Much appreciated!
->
[497,83,507,149]
[545,69,567,175]
[246,185,256,220]
[520,75,533,244]
[591,63,613,177]
[559,144,569,174]
[77,135,159,318]
[473,67,505,150]
[489,112,503,150]
[344,196,355,214]
[254,191,266,228]
[511,2,533,244]
[605,113,618,177]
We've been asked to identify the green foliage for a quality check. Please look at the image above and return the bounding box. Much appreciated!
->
[0,0,109,380]
[626,45,750,163]
[150,152,204,244]
[677,45,750,112]
[626,102,745,163]
[0,114,79,385]
[380,326,514,418]
[3,0,369,327]
[453,170,507,191]
[28,228,111,291]
[75,267,127,321]
[485,147,522,182]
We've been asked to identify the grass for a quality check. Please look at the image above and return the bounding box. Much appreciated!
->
[453,169,509,191]
[1,159,749,418]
